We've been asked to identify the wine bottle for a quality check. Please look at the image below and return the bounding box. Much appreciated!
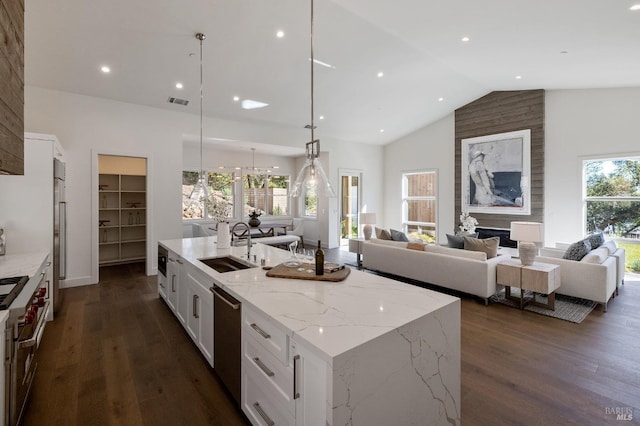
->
[315,240,324,276]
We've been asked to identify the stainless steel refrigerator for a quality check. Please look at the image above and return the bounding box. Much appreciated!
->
[53,158,67,313]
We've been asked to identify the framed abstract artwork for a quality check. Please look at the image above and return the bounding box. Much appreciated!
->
[461,129,531,215]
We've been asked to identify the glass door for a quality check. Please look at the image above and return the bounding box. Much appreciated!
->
[339,172,361,246]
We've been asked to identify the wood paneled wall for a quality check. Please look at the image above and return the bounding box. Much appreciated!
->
[0,0,24,175]
[454,90,544,229]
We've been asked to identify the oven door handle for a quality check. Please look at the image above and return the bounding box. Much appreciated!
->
[19,300,50,349]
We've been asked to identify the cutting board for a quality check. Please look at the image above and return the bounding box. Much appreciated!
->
[265,263,351,282]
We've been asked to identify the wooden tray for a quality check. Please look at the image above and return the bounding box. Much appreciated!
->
[266,263,351,282]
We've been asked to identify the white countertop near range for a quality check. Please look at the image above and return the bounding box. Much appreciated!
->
[0,252,49,280]
[161,237,458,363]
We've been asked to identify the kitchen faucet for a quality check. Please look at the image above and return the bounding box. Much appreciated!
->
[230,222,252,259]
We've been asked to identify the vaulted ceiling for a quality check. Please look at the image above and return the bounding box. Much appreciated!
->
[25,0,640,145]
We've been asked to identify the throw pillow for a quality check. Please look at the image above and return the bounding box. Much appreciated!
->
[562,239,592,261]
[586,232,605,249]
[446,233,478,249]
[406,242,426,251]
[580,247,609,264]
[463,236,499,259]
[375,227,392,240]
[601,240,617,255]
[390,228,409,242]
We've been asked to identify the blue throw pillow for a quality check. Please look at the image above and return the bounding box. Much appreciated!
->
[563,239,592,261]
[587,233,604,249]
[390,229,409,242]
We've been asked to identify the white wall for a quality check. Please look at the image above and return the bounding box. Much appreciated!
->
[23,86,383,285]
[383,87,640,247]
[545,87,640,244]
[383,114,455,243]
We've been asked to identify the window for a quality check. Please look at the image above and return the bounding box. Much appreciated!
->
[243,174,290,217]
[182,171,234,220]
[303,183,317,218]
[402,171,437,243]
[584,158,640,238]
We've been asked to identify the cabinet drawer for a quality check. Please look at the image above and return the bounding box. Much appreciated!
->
[243,369,294,426]
[243,335,294,413]
[242,305,289,366]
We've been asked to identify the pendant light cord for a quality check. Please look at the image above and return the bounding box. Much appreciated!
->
[310,0,315,146]
[197,33,206,185]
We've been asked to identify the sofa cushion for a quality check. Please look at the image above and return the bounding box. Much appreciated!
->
[586,232,605,249]
[581,247,609,264]
[375,227,392,240]
[446,232,479,249]
[563,239,592,261]
[406,242,426,251]
[463,236,499,259]
[425,244,488,261]
[390,228,409,242]
[601,240,617,255]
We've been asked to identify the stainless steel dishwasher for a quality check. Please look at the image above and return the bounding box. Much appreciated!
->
[210,284,242,404]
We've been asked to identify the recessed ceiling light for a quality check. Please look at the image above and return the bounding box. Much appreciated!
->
[380,129,385,133]
[100,65,111,73]
[273,166,280,169]
[515,75,523,80]
[377,71,384,78]
[310,58,336,69]
[276,30,285,38]
[461,36,470,42]
[235,167,241,170]
[438,97,444,102]
[218,166,224,169]
[319,115,325,120]
[175,82,183,89]
[233,96,240,102]
[241,99,269,110]
[630,4,640,10]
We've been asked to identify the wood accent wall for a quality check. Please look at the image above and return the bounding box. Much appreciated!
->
[454,90,544,229]
[0,0,24,175]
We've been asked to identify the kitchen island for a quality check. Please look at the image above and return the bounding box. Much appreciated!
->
[160,237,461,425]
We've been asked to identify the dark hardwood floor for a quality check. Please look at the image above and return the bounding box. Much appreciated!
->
[22,249,640,425]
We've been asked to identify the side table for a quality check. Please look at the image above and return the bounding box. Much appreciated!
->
[348,238,364,270]
[496,259,561,310]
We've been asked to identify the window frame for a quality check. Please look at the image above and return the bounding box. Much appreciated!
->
[401,169,438,242]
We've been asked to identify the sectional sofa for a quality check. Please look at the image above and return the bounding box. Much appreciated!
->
[362,238,510,304]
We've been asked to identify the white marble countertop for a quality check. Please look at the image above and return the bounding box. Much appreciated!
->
[0,252,50,280]
[160,237,459,364]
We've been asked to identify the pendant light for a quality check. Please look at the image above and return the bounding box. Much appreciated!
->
[189,32,210,204]
[291,0,336,198]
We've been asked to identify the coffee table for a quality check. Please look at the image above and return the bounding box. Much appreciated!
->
[497,259,561,310]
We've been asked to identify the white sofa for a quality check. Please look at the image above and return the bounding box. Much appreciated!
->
[362,239,510,304]
[555,241,625,293]
[536,247,617,311]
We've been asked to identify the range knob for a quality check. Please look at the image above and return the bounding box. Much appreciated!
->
[37,288,46,297]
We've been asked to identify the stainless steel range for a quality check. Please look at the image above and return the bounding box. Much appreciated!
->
[2,272,50,426]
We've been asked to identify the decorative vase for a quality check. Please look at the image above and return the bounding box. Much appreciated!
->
[248,214,261,227]
[217,222,231,249]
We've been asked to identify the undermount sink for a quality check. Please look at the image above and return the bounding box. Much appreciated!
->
[199,256,256,273]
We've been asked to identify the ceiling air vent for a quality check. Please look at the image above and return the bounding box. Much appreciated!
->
[168,97,189,106]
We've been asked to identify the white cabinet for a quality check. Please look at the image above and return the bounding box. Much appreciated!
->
[166,252,180,313]
[183,264,214,367]
[176,258,188,326]
[242,305,295,425]
[291,339,328,426]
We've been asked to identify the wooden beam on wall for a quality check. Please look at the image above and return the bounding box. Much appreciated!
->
[454,90,545,229]
[0,0,24,175]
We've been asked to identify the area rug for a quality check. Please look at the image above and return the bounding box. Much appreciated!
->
[491,288,597,323]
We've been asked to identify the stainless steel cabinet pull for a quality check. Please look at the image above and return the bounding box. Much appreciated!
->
[250,323,271,339]
[171,275,176,292]
[253,402,275,426]
[293,354,300,399]
[252,357,275,377]
[176,259,183,264]
[210,286,241,310]
[193,294,199,318]
[159,280,165,288]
